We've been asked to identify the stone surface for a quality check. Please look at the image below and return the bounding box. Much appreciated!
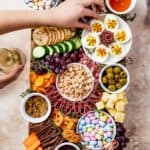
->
[125,0,150,150]
[0,0,150,150]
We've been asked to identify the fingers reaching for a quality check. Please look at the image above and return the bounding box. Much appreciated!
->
[81,0,103,9]
[75,22,91,30]
[83,8,99,19]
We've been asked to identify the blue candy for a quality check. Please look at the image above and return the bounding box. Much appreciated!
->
[80,119,86,125]
[99,121,105,127]
[90,141,97,146]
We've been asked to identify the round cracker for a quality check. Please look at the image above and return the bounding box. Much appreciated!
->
[32,27,49,46]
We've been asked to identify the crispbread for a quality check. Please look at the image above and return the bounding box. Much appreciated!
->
[32,27,49,46]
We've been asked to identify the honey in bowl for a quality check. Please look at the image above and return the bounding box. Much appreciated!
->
[109,0,131,12]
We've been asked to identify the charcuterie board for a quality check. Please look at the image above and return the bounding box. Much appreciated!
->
[20,2,136,149]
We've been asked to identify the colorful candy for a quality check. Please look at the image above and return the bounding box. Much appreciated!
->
[24,0,60,10]
[77,111,116,149]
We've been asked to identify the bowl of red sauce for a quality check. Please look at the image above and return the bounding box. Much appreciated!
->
[106,0,136,14]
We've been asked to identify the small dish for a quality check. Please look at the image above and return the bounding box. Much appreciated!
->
[99,64,130,94]
[77,111,116,150]
[55,142,80,150]
[20,93,51,123]
[105,0,136,15]
[56,63,94,102]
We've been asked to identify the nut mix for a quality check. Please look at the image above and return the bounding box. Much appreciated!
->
[57,63,94,101]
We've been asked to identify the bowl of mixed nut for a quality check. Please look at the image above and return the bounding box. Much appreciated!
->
[56,63,94,102]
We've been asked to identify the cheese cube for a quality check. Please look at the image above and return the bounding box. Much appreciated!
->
[101,92,110,103]
[114,112,125,123]
[116,92,125,100]
[123,97,128,104]
[107,108,116,117]
[106,100,114,109]
[109,94,118,103]
[96,101,105,110]
[115,101,125,112]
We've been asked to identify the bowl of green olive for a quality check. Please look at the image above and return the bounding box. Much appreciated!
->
[99,64,130,93]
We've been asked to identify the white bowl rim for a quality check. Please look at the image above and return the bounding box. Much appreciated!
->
[55,142,80,150]
[99,63,130,94]
[105,0,137,15]
[20,92,51,123]
[56,63,95,102]
[76,110,116,150]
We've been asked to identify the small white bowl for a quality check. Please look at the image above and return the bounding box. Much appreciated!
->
[55,142,80,150]
[105,0,136,15]
[76,111,116,150]
[56,63,94,102]
[20,93,51,123]
[99,64,130,94]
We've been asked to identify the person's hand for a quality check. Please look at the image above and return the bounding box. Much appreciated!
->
[0,64,24,89]
[49,0,105,30]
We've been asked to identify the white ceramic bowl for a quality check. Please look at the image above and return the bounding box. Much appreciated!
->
[99,63,130,94]
[105,0,136,15]
[56,63,94,102]
[76,111,116,150]
[20,93,51,123]
[55,142,80,150]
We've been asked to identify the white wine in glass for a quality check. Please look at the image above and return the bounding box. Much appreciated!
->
[0,48,15,73]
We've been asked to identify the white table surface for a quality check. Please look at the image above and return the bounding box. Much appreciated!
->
[0,1,31,150]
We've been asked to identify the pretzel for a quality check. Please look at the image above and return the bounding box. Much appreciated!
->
[52,110,64,127]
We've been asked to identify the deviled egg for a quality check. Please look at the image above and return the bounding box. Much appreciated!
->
[83,33,100,49]
[94,45,109,63]
[110,42,125,58]
[90,19,105,34]
[114,28,130,43]
[104,14,119,32]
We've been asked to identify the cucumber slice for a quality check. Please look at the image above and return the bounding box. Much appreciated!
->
[71,38,82,49]
[57,43,67,53]
[55,44,64,53]
[32,46,47,58]
[47,46,54,55]
[53,45,62,53]
[63,41,73,52]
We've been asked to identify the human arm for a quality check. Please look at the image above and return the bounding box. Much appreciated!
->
[0,0,104,34]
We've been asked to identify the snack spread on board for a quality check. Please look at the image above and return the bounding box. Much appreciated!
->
[20,1,136,150]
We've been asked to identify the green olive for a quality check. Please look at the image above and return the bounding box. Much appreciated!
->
[120,71,127,78]
[119,78,127,86]
[115,74,120,81]
[107,72,114,79]
[108,85,116,91]
[102,76,108,84]
[108,79,115,85]
[113,67,122,74]
[106,67,113,73]
[116,83,122,89]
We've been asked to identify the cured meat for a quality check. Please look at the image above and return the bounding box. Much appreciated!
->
[46,85,102,116]
[100,30,114,46]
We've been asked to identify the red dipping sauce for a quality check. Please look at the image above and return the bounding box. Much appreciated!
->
[109,0,131,12]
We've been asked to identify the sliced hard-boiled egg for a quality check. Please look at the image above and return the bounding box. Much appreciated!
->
[83,33,100,49]
[104,14,119,32]
[94,45,109,63]
[114,28,130,43]
[90,19,105,34]
[109,42,125,57]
